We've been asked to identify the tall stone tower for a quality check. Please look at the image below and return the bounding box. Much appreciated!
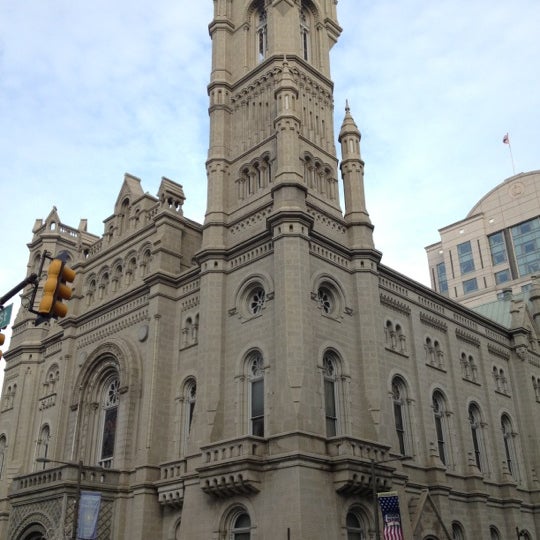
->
[181,1,382,537]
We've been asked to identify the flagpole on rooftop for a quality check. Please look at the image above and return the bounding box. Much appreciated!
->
[503,133,516,175]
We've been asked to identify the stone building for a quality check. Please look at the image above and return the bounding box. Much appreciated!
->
[1,1,539,539]
[426,170,540,308]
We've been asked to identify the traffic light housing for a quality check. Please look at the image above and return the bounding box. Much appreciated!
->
[37,255,76,319]
[0,331,4,359]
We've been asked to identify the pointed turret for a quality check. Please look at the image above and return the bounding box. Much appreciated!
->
[338,103,374,249]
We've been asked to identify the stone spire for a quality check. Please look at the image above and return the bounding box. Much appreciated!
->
[338,103,374,249]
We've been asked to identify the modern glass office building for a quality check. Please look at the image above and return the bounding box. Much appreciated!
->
[426,171,540,307]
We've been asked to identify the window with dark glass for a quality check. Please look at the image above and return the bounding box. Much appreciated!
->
[392,380,406,455]
[433,392,447,465]
[457,241,475,274]
[494,269,511,285]
[100,376,119,468]
[232,512,251,540]
[436,262,448,294]
[462,278,478,294]
[488,231,508,265]
[323,358,337,437]
[511,217,540,277]
[256,7,267,62]
[249,352,264,437]
[346,511,366,540]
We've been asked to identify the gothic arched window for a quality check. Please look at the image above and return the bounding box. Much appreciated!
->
[452,522,465,540]
[182,378,197,453]
[0,435,6,479]
[468,403,486,472]
[37,425,51,467]
[300,8,310,61]
[392,376,411,456]
[256,6,267,62]
[323,351,339,437]
[248,351,265,437]
[99,375,120,468]
[501,414,519,480]
[346,510,367,540]
[432,390,449,465]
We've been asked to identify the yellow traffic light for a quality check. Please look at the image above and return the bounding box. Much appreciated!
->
[38,257,76,319]
[0,331,4,359]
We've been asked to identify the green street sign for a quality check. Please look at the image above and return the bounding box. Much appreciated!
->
[0,304,13,329]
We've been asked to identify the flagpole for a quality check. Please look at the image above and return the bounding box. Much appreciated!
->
[503,133,516,175]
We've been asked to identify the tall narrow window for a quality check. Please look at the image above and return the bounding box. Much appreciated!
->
[392,378,408,455]
[37,425,51,468]
[436,262,448,294]
[249,352,265,437]
[300,8,310,61]
[468,404,484,471]
[346,510,367,540]
[256,7,267,62]
[182,378,196,453]
[231,511,251,540]
[99,376,120,468]
[451,522,465,540]
[457,241,475,274]
[0,435,6,479]
[323,352,338,437]
[501,414,518,480]
[432,391,448,465]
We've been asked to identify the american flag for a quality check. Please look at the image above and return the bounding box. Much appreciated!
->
[378,492,404,540]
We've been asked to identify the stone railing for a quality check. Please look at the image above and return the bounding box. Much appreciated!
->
[198,436,267,498]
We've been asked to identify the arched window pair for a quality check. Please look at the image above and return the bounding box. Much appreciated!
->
[385,320,407,354]
[253,3,312,63]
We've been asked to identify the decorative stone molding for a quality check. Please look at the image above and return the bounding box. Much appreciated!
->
[455,328,480,347]
[420,312,448,333]
[380,293,411,316]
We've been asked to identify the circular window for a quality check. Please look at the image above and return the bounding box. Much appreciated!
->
[248,286,266,315]
[317,286,334,314]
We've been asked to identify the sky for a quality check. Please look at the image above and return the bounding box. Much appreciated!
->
[0,0,539,385]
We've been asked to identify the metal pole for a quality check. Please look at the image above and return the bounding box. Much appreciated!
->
[371,459,380,540]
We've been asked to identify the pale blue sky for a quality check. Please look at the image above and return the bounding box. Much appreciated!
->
[1,0,539,383]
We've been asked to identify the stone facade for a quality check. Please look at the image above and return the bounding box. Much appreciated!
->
[1,1,539,539]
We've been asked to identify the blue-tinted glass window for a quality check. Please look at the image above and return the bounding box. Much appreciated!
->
[495,269,511,285]
[488,232,508,266]
[463,278,478,294]
[457,241,475,274]
[436,262,448,294]
[511,217,540,277]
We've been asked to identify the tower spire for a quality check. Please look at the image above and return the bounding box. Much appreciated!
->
[339,102,374,249]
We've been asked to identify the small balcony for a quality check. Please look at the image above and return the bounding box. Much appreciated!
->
[156,460,187,508]
[197,436,267,498]
[326,437,395,496]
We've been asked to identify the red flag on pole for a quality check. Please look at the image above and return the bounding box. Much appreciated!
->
[503,133,510,144]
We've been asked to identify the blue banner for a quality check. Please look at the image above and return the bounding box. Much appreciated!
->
[77,491,101,540]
